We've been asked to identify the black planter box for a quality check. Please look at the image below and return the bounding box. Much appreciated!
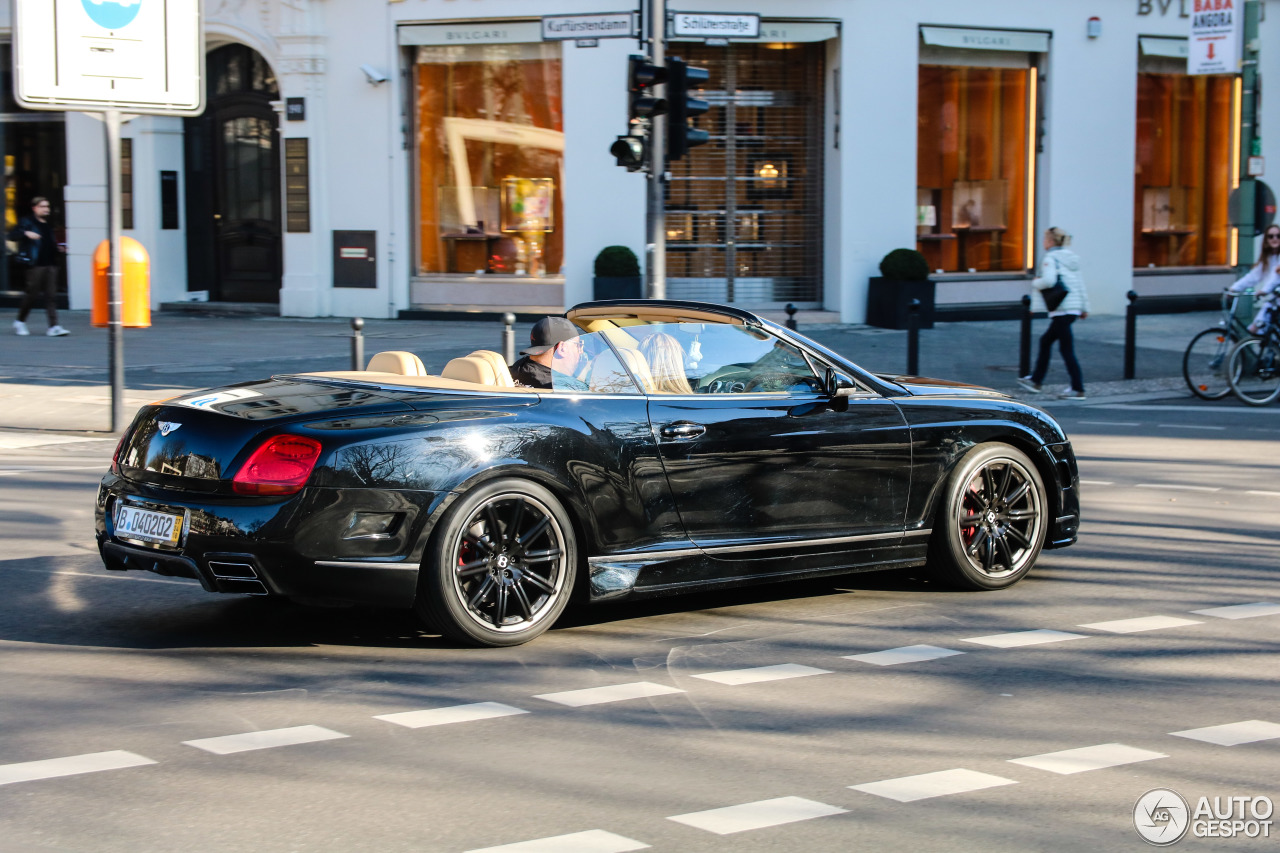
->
[865,277,936,330]
[593,276,642,300]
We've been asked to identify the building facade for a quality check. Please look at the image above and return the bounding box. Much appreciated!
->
[2,0,1275,321]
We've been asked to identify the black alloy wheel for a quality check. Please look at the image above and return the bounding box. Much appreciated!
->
[417,478,576,647]
[929,443,1047,590]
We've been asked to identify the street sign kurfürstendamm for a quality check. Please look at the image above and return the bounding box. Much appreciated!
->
[12,0,204,116]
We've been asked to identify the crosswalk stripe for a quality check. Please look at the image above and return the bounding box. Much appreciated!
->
[534,682,684,708]
[1008,743,1166,775]
[1170,720,1280,746]
[0,750,156,786]
[374,702,529,728]
[667,796,847,835]
[962,629,1086,648]
[691,663,831,685]
[464,829,650,853]
[851,768,1018,802]
[1192,602,1280,620]
[1078,615,1202,633]
[844,645,965,666]
[182,725,348,755]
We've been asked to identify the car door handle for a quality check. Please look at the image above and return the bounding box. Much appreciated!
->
[660,422,706,440]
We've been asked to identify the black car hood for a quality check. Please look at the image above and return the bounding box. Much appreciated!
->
[883,375,1011,400]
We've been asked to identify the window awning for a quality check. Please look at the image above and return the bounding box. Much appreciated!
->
[1139,36,1188,58]
[920,27,1049,53]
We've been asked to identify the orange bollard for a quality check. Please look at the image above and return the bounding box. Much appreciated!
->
[91,238,151,328]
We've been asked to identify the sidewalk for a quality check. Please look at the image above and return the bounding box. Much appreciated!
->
[0,307,1217,436]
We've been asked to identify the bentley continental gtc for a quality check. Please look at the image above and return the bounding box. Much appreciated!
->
[96,300,1079,646]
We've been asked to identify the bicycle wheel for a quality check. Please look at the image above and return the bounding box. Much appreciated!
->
[1227,338,1280,406]
[1182,327,1235,400]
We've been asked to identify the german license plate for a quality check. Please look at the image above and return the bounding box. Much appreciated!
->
[115,504,183,546]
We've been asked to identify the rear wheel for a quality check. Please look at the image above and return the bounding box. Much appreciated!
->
[928,443,1047,590]
[415,478,576,647]
[1182,327,1234,400]
[1227,338,1280,406]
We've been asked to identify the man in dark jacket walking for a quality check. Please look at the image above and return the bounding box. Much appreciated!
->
[12,196,68,337]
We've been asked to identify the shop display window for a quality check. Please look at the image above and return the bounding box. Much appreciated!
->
[414,43,563,277]
[1133,73,1233,268]
[917,65,1033,273]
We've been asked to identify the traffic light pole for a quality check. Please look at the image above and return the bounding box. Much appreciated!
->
[1236,0,1261,272]
[645,0,666,299]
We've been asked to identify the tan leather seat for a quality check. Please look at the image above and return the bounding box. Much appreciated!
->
[467,350,515,387]
[616,348,656,393]
[366,351,428,376]
[442,356,503,386]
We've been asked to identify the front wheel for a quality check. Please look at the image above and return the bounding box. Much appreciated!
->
[1182,327,1235,400]
[415,478,577,647]
[928,443,1048,590]
[1227,338,1280,406]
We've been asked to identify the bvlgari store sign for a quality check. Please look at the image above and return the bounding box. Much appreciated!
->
[398,22,543,46]
[920,26,1050,52]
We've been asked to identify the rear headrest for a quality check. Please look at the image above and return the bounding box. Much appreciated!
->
[442,356,501,386]
[367,351,428,376]
[467,350,515,387]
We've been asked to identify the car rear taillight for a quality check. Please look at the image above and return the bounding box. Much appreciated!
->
[232,435,322,496]
[111,432,128,474]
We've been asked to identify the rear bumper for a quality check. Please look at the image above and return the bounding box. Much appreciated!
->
[1040,442,1080,549]
[95,475,437,608]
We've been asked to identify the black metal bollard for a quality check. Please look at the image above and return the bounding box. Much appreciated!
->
[350,317,364,371]
[784,302,798,331]
[1124,290,1138,380]
[907,298,921,376]
[502,313,516,366]
[1019,294,1032,378]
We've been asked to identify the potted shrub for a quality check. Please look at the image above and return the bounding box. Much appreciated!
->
[593,246,642,300]
[865,247,935,330]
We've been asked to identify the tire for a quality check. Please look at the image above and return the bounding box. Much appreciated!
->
[1182,327,1235,400]
[928,443,1048,590]
[415,478,577,647]
[1227,338,1280,406]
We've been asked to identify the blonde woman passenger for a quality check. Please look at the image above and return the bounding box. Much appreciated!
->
[640,332,693,394]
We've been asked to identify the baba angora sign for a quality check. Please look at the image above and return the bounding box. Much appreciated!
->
[1188,0,1242,75]
[12,0,204,115]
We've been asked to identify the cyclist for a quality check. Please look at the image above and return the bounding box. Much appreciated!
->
[1229,224,1280,335]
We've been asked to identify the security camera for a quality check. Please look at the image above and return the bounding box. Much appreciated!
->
[360,64,388,85]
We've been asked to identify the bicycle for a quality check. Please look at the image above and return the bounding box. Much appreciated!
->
[1227,311,1280,405]
[1182,288,1254,400]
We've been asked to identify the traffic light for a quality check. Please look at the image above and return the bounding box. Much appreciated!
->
[666,57,710,162]
[611,55,668,172]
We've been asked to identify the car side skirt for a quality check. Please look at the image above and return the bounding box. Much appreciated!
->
[588,531,930,601]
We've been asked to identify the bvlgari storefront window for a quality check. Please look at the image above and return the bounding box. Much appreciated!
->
[413,41,564,278]
[1134,38,1233,268]
[916,29,1043,274]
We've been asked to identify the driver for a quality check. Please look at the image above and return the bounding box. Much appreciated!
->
[511,317,588,391]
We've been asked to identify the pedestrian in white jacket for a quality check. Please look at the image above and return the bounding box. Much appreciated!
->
[1018,227,1090,399]
[1228,223,1280,334]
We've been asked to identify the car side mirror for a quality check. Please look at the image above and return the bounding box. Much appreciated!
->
[824,366,857,398]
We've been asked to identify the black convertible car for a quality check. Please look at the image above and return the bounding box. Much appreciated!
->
[96,300,1079,646]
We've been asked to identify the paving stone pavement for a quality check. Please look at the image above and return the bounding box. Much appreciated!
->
[0,307,1221,435]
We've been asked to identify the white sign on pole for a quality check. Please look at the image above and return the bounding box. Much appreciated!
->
[1189,0,1242,75]
[670,12,760,39]
[12,0,205,115]
[541,12,636,41]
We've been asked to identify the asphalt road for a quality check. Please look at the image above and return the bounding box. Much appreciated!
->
[1,398,1278,852]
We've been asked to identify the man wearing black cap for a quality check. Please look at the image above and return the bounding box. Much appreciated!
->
[510,317,588,390]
